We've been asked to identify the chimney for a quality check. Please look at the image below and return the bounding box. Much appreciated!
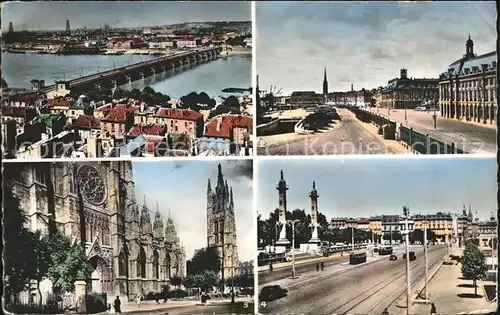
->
[216,116,222,132]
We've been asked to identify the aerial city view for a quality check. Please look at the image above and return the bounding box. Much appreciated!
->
[3,160,255,314]
[257,157,498,315]
[256,1,497,155]
[1,2,253,159]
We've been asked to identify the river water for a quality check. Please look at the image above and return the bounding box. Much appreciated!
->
[2,52,252,100]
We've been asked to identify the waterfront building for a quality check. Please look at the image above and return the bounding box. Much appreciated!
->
[4,161,186,301]
[289,91,323,108]
[376,68,438,109]
[69,115,101,140]
[207,164,239,280]
[107,37,148,50]
[176,35,201,49]
[357,219,370,231]
[412,213,453,243]
[438,36,497,126]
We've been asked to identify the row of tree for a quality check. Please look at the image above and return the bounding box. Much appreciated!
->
[258,209,439,247]
[4,181,93,303]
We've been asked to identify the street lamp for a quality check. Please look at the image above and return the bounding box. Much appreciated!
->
[351,226,355,251]
[423,218,429,301]
[403,206,411,314]
[286,219,300,279]
[432,100,437,129]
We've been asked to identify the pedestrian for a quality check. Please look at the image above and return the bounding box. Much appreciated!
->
[381,308,389,314]
[269,261,273,273]
[316,263,319,271]
[163,293,168,303]
[113,296,121,314]
[321,261,324,271]
[135,295,141,307]
[430,303,436,315]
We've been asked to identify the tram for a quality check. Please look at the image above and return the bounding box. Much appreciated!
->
[378,246,393,255]
[349,252,367,265]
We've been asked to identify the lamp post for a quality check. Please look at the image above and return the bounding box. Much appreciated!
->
[403,206,411,314]
[287,219,300,279]
[432,101,437,129]
[423,218,429,301]
[351,226,355,250]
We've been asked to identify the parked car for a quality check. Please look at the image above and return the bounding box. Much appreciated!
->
[403,251,416,261]
[389,254,397,261]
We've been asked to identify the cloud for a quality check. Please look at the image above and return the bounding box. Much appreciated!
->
[223,160,253,182]
[257,1,496,93]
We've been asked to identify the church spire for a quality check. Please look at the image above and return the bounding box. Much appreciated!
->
[322,67,328,99]
[207,178,212,194]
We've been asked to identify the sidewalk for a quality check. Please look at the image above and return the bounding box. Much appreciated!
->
[410,257,494,315]
[121,299,198,313]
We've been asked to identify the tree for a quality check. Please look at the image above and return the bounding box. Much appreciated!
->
[27,231,50,304]
[409,229,437,244]
[187,247,220,276]
[46,233,93,293]
[3,174,34,295]
[461,244,488,296]
[169,275,183,297]
[223,95,240,108]
[197,270,218,292]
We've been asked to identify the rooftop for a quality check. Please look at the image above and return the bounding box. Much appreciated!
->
[71,115,101,129]
[156,108,203,121]
[128,124,167,137]
[30,114,63,128]
[103,105,139,123]
[204,114,253,138]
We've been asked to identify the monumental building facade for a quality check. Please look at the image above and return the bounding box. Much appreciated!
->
[5,161,185,300]
[438,36,497,126]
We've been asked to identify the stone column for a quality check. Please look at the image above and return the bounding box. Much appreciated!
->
[276,170,290,247]
[308,181,321,245]
[75,279,87,313]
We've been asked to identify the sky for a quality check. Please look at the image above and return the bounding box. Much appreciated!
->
[256,1,497,94]
[132,159,254,262]
[257,156,497,221]
[1,1,250,31]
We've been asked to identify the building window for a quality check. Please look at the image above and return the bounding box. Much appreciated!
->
[102,226,110,246]
[34,167,47,185]
[118,252,127,276]
[164,256,171,279]
[153,251,159,279]
[137,247,146,278]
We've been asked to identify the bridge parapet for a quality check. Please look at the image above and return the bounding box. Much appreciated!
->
[67,47,220,89]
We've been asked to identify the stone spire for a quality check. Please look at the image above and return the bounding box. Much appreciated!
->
[322,67,328,98]
[165,214,179,247]
[207,178,212,194]
[153,202,164,239]
[140,195,152,234]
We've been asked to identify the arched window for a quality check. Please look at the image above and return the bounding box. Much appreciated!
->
[118,252,127,276]
[164,256,171,279]
[137,247,146,278]
[152,251,159,279]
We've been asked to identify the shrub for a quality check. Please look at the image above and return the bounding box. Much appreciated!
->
[85,293,107,314]
[168,289,187,299]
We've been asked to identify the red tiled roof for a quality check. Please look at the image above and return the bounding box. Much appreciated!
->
[1,106,27,117]
[182,35,197,41]
[357,220,370,224]
[204,115,253,138]
[128,124,166,137]
[71,115,100,129]
[47,99,73,107]
[156,108,202,121]
[103,106,138,123]
[9,92,41,102]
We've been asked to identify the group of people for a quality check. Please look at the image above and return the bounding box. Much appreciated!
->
[380,303,437,315]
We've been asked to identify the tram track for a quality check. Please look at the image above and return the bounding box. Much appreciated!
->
[330,248,445,315]
[263,248,446,314]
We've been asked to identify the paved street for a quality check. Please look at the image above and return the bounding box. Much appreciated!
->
[118,302,254,315]
[258,109,394,155]
[372,108,496,153]
[259,245,448,315]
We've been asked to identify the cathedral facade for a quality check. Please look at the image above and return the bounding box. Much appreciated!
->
[6,161,185,299]
[206,164,239,281]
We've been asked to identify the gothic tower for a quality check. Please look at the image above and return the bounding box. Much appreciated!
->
[207,164,238,281]
[276,170,290,246]
[322,67,328,103]
[308,181,320,244]
[8,22,14,33]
